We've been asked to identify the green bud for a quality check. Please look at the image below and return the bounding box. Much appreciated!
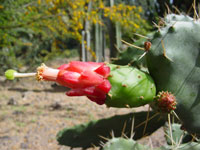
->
[5,69,17,80]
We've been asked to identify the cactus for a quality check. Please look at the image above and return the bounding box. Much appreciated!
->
[103,137,149,150]
[145,14,200,134]
[57,111,166,148]
[164,123,192,145]
[106,64,156,108]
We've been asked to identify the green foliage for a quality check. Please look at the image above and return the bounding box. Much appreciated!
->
[146,14,200,134]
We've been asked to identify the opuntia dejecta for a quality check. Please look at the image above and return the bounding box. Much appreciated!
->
[146,14,200,134]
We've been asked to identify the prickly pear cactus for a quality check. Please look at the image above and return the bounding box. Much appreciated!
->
[106,64,156,108]
[146,14,200,134]
[103,137,149,150]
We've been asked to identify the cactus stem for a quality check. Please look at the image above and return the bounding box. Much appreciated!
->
[5,69,36,80]
[161,40,173,62]
[15,72,36,78]
[121,39,145,51]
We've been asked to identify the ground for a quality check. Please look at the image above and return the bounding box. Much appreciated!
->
[0,58,166,150]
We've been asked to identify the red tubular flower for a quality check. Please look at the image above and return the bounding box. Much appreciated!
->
[37,61,111,105]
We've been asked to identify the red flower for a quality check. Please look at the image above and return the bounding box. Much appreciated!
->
[37,61,111,105]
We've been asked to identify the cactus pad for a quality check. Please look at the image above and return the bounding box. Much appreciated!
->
[146,14,200,134]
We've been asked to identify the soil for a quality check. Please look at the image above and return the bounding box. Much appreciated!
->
[0,58,166,150]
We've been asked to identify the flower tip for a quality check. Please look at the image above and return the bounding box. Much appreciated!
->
[5,69,17,80]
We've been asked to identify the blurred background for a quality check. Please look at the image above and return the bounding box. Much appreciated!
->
[0,0,196,74]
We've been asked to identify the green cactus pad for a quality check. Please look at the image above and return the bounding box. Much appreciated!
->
[106,64,156,108]
[5,69,17,80]
[57,111,166,148]
[146,14,200,134]
[103,137,149,150]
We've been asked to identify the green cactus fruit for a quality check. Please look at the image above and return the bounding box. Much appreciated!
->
[146,14,200,134]
[106,64,156,108]
[5,69,17,80]
[103,137,149,150]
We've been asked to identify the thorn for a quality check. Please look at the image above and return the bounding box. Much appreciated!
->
[125,104,130,108]
[168,113,174,147]
[122,132,129,139]
[114,44,122,53]
[191,133,198,141]
[130,116,135,139]
[152,21,161,32]
[133,33,150,40]
[193,0,199,20]
[172,5,181,14]
[165,3,171,14]
[187,4,193,15]
[98,135,110,141]
[177,133,184,148]
[99,141,105,147]
[137,51,148,61]
[121,40,145,51]
[171,110,181,122]
[121,121,127,137]
[143,105,150,136]
[110,130,115,138]
[149,137,153,150]
[91,143,98,149]
[164,132,176,146]
[135,112,159,129]
[161,40,173,62]
[110,57,119,61]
